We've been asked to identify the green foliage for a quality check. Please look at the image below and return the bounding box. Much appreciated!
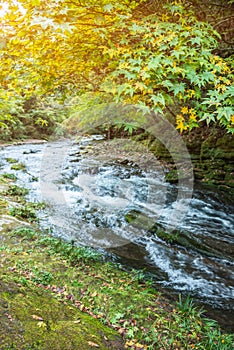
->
[8,202,45,222]
[0,89,24,130]
[9,204,37,222]
[176,294,201,315]
[2,185,29,197]
[64,92,146,137]
[101,2,234,132]
[12,227,37,239]
[0,93,69,141]
[1,173,17,181]
[10,163,26,171]
[12,227,102,262]
[0,0,233,140]
[37,235,101,263]
[200,82,234,133]
[63,92,112,134]
[6,158,18,164]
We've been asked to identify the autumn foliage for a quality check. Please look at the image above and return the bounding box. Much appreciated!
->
[0,0,233,137]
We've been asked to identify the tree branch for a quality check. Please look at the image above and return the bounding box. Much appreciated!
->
[212,15,234,27]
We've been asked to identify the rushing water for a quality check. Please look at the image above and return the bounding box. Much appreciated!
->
[0,138,233,330]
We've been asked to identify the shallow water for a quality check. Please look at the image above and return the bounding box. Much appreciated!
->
[0,137,233,330]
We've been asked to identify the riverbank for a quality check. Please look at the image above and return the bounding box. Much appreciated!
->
[0,139,48,148]
[0,168,233,349]
[131,126,234,193]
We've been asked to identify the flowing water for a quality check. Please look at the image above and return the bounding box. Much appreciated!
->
[0,137,233,330]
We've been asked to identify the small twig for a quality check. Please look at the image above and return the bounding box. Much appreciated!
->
[213,15,234,27]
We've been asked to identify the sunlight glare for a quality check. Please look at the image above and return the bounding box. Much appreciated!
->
[0,1,26,18]
[0,2,9,17]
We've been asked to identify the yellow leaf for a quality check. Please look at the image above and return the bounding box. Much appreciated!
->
[135,343,147,349]
[31,314,43,321]
[181,106,188,114]
[125,340,135,347]
[37,321,47,328]
[87,341,99,348]
[176,114,188,132]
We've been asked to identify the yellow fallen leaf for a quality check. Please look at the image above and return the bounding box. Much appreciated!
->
[37,321,47,328]
[125,340,134,347]
[87,341,99,348]
[135,342,147,349]
[31,314,43,321]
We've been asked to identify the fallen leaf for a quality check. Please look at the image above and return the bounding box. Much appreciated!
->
[135,342,148,349]
[37,321,47,328]
[118,328,126,334]
[80,304,85,311]
[87,341,99,348]
[31,314,43,321]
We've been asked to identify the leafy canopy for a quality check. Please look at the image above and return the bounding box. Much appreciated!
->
[0,0,233,134]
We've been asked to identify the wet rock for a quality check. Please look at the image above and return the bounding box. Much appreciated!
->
[23,149,41,154]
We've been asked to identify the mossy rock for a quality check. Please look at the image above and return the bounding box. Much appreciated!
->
[200,133,234,161]
[165,169,178,183]
[125,209,153,230]
[10,163,26,172]
[216,134,234,150]
[165,169,191,184]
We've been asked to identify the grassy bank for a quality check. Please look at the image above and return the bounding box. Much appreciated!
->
[0,170,233,349]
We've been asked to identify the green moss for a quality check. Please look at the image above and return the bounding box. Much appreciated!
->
[0,281,121,350]
[2,185,29,197]
[125,209,152,229]
[136,127,234,190]
[165,169,178,183]
[11,163,26,171]
[1,173,17,181]
[6,158,18,164]
[153,228,180,244]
